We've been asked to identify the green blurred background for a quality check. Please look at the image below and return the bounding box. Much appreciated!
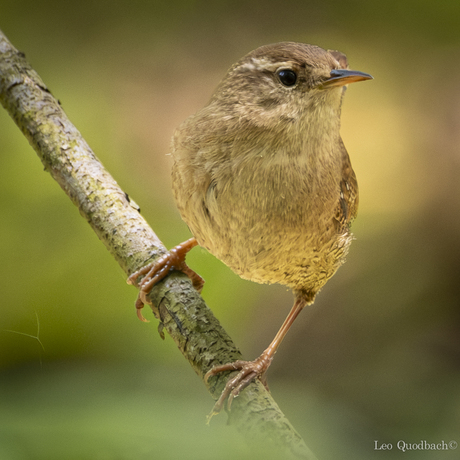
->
[1,1,460,459]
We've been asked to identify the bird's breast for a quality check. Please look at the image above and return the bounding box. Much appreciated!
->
[185,146,349,291]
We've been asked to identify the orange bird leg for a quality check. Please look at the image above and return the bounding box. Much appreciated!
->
[205,296,305,420]
[127,237,204,321]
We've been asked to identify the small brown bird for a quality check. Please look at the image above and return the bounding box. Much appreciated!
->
[129,42,372,415]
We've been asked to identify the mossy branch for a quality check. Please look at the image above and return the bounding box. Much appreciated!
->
[0,30,317,460]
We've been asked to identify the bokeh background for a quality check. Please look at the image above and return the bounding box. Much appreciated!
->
[1,1,460,459]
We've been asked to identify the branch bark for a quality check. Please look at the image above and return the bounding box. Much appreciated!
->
[0,30,317,460]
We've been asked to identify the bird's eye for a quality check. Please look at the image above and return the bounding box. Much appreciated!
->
[277,69,297,87]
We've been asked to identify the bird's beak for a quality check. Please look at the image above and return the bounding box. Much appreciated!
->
[320,69,373,89]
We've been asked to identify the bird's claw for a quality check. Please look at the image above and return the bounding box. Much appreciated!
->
[205,352,273,422]
[127,237,203,321]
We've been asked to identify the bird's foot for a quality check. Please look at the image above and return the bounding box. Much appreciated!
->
[204,350,273,422]
[127,237,204,321]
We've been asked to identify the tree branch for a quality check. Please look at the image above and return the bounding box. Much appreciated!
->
[0,30,317,459]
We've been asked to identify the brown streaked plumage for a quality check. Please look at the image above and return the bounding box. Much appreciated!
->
[128,42,372,417]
